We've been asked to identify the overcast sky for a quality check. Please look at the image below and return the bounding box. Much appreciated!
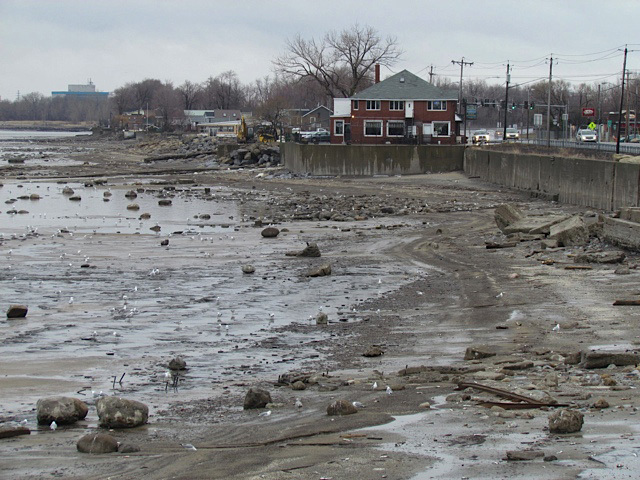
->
[1,0,638,101]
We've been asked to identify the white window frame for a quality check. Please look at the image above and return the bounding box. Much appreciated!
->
[334,120,344,136]
[364,120,383,137]
[366,100,381,111]
[432,121,451,137]
[386,120,405,137]
[427,100,447,111]
[389,101,405,111]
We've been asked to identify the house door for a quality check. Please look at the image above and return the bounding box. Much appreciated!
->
[344,123,351,143]
[405,101,414,118]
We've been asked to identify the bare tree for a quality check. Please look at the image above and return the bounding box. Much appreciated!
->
[155,81,181,131]
[274,24,402,98]
[177,80,202,110]
[133,78,163,112]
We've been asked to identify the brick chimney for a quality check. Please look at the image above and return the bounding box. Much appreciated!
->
[374,63,380,84]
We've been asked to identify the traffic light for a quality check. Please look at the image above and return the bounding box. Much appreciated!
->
[501,100,506,109]
[524,101,528,110]
[530,102,535,110]
[511,102,516,110]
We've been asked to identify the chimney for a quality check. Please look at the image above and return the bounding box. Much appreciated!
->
[374,63,380,84]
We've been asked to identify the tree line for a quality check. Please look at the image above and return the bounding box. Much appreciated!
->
[0,24,636,133]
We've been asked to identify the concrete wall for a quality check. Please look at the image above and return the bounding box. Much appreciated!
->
[283,143,464,176]
[465,148,640,211]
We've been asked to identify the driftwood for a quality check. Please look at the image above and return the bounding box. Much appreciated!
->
[144,150,216,162]
[456,382,568,409]
[613,299,640,306]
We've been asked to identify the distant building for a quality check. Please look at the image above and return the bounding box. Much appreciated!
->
[52,81,109,98]
[183,109,251,136]
[301,105,333,130]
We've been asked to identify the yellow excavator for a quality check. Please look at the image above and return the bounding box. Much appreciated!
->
[237,115,249,143]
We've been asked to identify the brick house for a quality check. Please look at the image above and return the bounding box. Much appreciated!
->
[330,68,461,145]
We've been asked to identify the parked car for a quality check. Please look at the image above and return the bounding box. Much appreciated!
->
[504,128,519,140]
[471,130,490,144]
[576,129,597,142]
[301,128,329,139]
[620,134,640,143]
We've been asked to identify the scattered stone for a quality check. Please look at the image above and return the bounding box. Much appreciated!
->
[261,227,280,238]
[464,346,497,360]
[168,356,187,370]
[125,190,137,199]
[506,450,545,461]
[139,213,151,220]
[544,455,558,462]
[575,251,625,264]
[160,239,169,246]
[6,304,28,318]
[150,225,161,232]
[62,187,74,195]
[0,426,30,439]
[199,214,211,220]
[126,203,140,211]
[158,199,172,206]
[36,397,89,425]
[316,312,328,325]
[593,398,610,409]
[242,264,255,274]
[95,396,149,428]
[615,265,631,275]
[502,361,534,370]
[327,399,358,416]
[243,387,272,410]
[581,351,640,369]
[307,264,332,277]
[291,381,306,391]
[419,402,431,409]
[119,443,141,454]
[77,433,119,454]
[548,408,583,434]
[363,346,384,357]
[69,196,82,201]
[103,191,112,198]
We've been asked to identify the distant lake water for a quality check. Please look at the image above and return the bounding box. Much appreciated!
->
[0,129,92,140]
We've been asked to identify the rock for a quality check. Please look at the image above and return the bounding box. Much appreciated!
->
[307,264,332,277]
[69,196,82,201]
[0,426,30,439]
[502,361,534,370]
[119,443,141,453]
[243,387,272,410]
[327,399,358,416]
[363,346,384,357]
[548,408,583,434]
[6,304,28,318]
[77,433,119,454]
[298,243,321,257]
[125,190,137,199]
[581,351,640,369]
[593,398,610,409]
[160,239,169,246]
[103,191,112,198]
[158,199,172,206]
[419,402,431,409]
[615,265,631,275]
[95,396,149,428]
[494,204,524,232]
[291,381,306,391]
[62,187,74,195]
[126,203,140,211]
[316,312,328,325]
[464,346,497,360]
[168,356,187,370]
[199,214,211,220]
[139,213,151,220]
[506,450,545,461]
[261,227,280,238]
[575,251,625,264]
[150,225,161,232]
[549,215,589,247]
[242,264,255,274]
[36,397,89,425]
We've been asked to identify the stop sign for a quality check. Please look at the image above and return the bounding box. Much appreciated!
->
[582,108,596,117]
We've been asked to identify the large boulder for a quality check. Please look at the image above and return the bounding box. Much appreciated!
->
[580,351,640,369]
[243,387,272,410]
[77,433,119,454]
[95,396,149,428]
[549,215,589,247]
[36,397,89,425]
[327,399,358,416]
[7,304,28,318]
[261,227,280,238]
[548,409,583,434]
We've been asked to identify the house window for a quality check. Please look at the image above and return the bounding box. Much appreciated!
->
[427,101,447,111]
[364,120,383,136]
[387,120,405,137]
[366,100,381,110]
[335,120,344,136]
[353,100,359,110]
[310,117,316,123]
[432,121,450,137]
[389,101,405,111]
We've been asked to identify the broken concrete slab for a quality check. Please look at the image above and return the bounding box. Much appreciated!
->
[580,351,640,369]
[603,217,640,251]
[574,251,626,264]
[619,207,640,223]
[494,204,524,232]
[504,214,569,235]
[464,346,497,360]
[506,450,545,461]
[549,215,589,247]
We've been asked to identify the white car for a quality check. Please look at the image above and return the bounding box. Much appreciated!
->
[505,128,519,140]
[576,129,597,142]
[471,130,490,144]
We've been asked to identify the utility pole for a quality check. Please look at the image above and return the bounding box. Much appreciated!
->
[546,55,554,147]
[428,65,435,83]
[452,57,473,115]
[526,87,531,142]
[626,69,631,141]
[503,62,510,140]
[616,46,628,154]
[597,83,601,144]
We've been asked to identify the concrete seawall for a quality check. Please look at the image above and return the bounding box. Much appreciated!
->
[464,148,640,211]
[282,143,464,176]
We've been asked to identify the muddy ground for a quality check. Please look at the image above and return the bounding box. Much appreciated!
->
[1,134,640,479]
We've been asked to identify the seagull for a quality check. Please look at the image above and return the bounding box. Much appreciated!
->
[496,292,504,298]
[552,323,560,332]
[68,296,74,304]
[386,386,393,395]
[50,421,57,431]
[258,410,272,417]
[352,401,366,408]
[295,398,303,409]
[20,419,28,425]
[417,291,424,296]
[372,381,378,390]
[269,313,275,319]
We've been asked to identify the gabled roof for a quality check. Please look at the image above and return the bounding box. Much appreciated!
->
[302,105,333,117]
[351,70,457,101]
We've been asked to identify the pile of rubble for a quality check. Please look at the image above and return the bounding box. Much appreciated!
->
[219,143,281,168]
